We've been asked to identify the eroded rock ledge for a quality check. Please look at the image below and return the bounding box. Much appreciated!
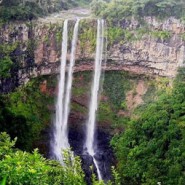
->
[0,16,185,92]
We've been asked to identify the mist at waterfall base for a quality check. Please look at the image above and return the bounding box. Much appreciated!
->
[50,19,114,183]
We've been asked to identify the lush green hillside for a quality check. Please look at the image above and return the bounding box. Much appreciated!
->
[111,68,185,185]
[1,68,185,184]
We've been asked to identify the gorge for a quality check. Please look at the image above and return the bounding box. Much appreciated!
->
[0,1,185,185]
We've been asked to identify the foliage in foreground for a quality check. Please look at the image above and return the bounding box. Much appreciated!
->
[0,132,120,185]
[0,132,85,185]
[111,68,185,185]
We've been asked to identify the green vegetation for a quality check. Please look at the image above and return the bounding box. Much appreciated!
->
[0,57,13,78]
[71,102,87,114]
[97,71,144,128]
[0,132,121,184]
[150,30,171,41]
[0,0,46,22]
[103,71,132,110]
[1,66,185,184]
[68,0,93,8]
[108,27,125,45]
[0,43,18,78]
[79,20,97,53]
[0,132,86,185]
[72,71,92,96]
[91,0,185,20]
[107,25,172,45]
[97,101,114,123]
[0,76,56,151]
[0,0,92,22]
[111,68,185,185]
[181,32,185,41]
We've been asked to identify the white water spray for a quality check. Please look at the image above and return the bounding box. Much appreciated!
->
[52,19,80,163]
[85,19,105,180]
[63,19,80,146]
[53,20,69,162]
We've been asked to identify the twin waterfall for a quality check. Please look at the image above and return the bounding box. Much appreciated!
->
[52,19,80,161]
[52,19,105,180]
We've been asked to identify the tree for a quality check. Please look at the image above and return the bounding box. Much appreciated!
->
[111,68,185,185]
[91,0,185,19]
[0,132,87,185]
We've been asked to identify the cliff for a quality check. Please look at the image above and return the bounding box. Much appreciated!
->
[0,14,185,92]
[108,17,185,77]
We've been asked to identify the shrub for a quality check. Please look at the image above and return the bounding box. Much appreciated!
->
[91,0,185,20]
[0,56,13,78]
[0,132,86,185]
[111,68,185,185]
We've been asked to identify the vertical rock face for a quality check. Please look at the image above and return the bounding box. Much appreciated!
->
[0,21,62,92]
[144,17,185,33]
[109,38,185,77]
[0,17,185,92]
[108,17,185,77]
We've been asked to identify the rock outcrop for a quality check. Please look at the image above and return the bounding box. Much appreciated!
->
[108,17,185,77]
[0,16,185,92]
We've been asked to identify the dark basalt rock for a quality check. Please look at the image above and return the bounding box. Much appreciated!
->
[68,125,114,184]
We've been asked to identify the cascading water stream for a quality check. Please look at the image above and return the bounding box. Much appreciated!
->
[52,19,80,163]
[85,19,105,180]
[53,19,69,162]
[52,18,107,180]
[63,19,80,139]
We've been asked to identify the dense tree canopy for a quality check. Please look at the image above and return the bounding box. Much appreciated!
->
[111,68,185,185]
[0,132,120,184]
[0,132,87,185]
[91,0,185,20]
[0,0,92,21]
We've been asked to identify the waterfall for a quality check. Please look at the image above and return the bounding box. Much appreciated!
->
[85,19,105,180]
[52,18,106,179]
[63,19,80,147]
[52,19,80,163]
[53,19,69,162]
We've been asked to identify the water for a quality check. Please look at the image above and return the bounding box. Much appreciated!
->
[85,19,105,180]
[52,19,80,163]
[63,19,80,148]
[53,19,69,162]
[52,19,106,180]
